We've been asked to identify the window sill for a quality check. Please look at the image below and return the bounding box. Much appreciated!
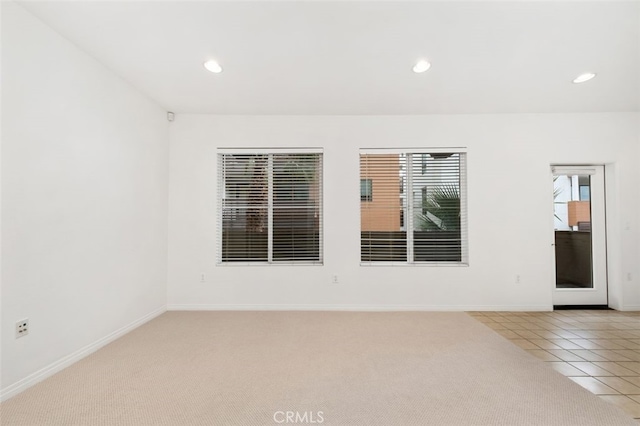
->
[217,262,324,267]
[359,262,469,267]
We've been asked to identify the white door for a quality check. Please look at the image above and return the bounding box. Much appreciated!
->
[552,165,607,306]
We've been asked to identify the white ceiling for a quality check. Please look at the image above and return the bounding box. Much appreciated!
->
[19,0,640,115]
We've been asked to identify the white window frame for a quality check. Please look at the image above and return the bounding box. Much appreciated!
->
[359,148,469,266]
[217,148,324,266]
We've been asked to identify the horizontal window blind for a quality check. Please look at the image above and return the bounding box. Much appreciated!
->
[219,152,322,264]
[360,150,467,264]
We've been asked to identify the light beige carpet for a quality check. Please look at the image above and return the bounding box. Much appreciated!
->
[1,311,636,425]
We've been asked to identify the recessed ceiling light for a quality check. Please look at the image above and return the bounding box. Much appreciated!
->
[204,60,223,74]
[413,60,431,73]
[573,72,596,84]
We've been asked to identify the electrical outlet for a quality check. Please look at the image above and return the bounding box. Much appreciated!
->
[628,273,632,281]
[515,275,521,284]
[331,275,339,284]
[200,273,206,283]
[16,319,29,338]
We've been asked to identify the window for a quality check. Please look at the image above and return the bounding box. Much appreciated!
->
[579,176,591,201]
[218,150,323,264]
[360,149,467,264]
[360,179,373,202]
[579,186,590,201]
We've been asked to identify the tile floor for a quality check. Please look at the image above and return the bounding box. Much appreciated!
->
[469,310,640,422]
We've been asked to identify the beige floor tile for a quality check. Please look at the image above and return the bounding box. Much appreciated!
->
[570,376,619,395]
[494,329,521,339]
[520,323,545,330]
[599,395,640,418]
[615,363,640,375]
[511,339,539,350]
[570,330,604,339]
[567,349,609,362]
[529,339,563,350]
[551,329,583,339]
[499,316,527,322]
[529,330,562,339]
[547,339,583,350]
[589,339,627,350]
[612,323,639,330]
[569,339,606,350]
[621,377,640,388]
[569,362,615,376]
[514,330,541,339]
[612,340,640,350]
[477,310,640,411]
[503,323,527,330]
[596,376,640,394]
[588,350,633,362]
[548,362,588,377]
[489,316,513,323]
[546,349,586,362]
[484,315,502,321]
[592,362,639,376]
[526,349,562,362]
[536,324,561,332]
[591,330,621,338]
[614,351,640,362]
[558,324,583,331]
[611,331,640,339]
[585,323,618,330]
[581,330,614,340]
[543,320,571,327]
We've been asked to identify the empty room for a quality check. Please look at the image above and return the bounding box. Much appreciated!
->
[1,0,640,424]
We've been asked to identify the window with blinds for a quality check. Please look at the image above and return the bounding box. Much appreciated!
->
[218,151,322,264]
[360,150,467,264]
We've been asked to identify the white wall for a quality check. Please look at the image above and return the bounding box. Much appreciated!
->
[167,113,640,311]
[1,3,169,398]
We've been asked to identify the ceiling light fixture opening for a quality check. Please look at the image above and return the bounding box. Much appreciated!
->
[573,72,596,84]
[413,60,431,73]
[204,60,223,74]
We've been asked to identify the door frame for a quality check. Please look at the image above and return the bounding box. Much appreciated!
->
[550,164,608,307]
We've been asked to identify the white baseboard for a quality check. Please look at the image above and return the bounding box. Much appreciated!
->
[0,305,167,402]
[167,304,552,312]
[618,305,640,311]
